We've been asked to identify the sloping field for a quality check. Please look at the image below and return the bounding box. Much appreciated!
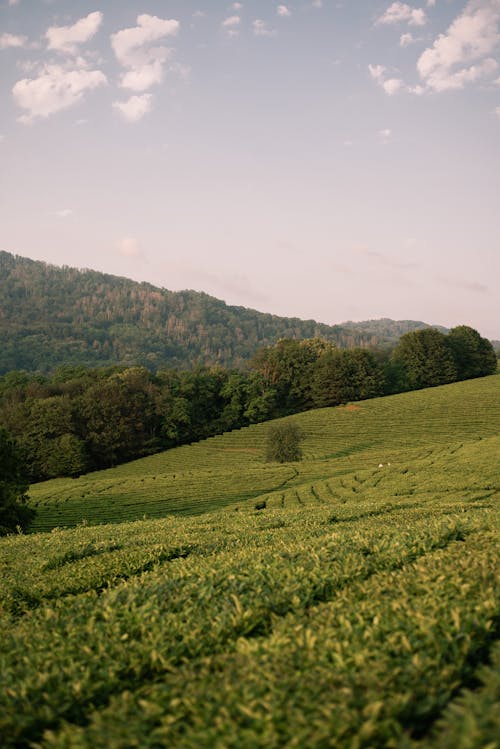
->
[0,375,499,748]
[28,375,500,531]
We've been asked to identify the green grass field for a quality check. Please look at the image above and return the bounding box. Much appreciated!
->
[1,375,499,748]
[28,375,500,530]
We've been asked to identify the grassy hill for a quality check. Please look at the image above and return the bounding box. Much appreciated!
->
[1,376,499,748]
[0,250,441,373]
[28,374,500,531]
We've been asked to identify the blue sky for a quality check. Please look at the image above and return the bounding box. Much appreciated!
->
[1,0,499,337]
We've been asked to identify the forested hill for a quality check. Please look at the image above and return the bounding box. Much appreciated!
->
[1,250,438,374]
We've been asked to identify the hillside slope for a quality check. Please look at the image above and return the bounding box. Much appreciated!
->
[1,375,499,749]
[0,250,438,373]
[28,374,499,531]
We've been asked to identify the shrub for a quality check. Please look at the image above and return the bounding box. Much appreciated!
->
[265,422,303,463]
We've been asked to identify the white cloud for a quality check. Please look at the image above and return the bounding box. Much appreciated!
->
[113,93,153,122]
[400,32,415,46]
[54,208,73,218]
[13,64,107,123]
[0,134,5,142]
[222,15,241,27]
[253,19,276,37]
[46,11,103,55]
[417,0,500,92]
[311,0,323,7]
[232,2,243,9]
[378,2,427,27]
[0,32,28,49]
[383,77,404,94]
[427,0,436,6]
[9,0,20,5]
[277,5,292,17]
[379,128,392,142]
[368,63,386,81]
[111,15,179,92]
[221,15,241,38]
[116,237,143,257]
[369,63,405,95]
[495,105,500,117]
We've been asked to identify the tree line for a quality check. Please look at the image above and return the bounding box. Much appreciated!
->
[0,325,495,494]
[1,250,447,373]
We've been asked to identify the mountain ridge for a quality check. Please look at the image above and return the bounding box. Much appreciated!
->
[0,250,457,373]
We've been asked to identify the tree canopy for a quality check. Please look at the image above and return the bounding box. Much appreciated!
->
[0,426,34,535]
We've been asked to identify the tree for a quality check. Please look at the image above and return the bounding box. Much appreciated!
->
[311,348,384,407]
[251,338,336,414]
[0,426,34,535]
[265,422,304,463]
[446,326,497,380]
[391,328,457,390]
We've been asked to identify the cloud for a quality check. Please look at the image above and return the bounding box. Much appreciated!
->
[0,32,28,49]
[13,64,107,123]
[54,208,73,218]
[232,3,243,9]
[253,19,276,37]
[111,15,179,92]
[495,105,500,117]
[113,93,153,122]
[369,64,404,94]
[400,32,415,46]
[436,275,488,293]
[368,63,386,82]
[9,0,20,5]
[417,0,500,92]
[116,237,143,258]
[221,15,241,38]
[46,11,103,55]
[277,5,292,17]
[377,2,427,26]
[383,77,404,94]
[222,15,241,27]
[427,0,436,6]
[311,0,323,7]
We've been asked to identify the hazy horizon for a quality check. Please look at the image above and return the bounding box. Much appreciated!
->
[1,1,499,339]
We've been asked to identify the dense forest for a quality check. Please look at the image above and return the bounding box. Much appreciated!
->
[0,251,446,373]
[0,327,495,487]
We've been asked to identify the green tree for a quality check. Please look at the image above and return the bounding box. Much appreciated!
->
[391,328,457,390]
[265,422,304,463]
[446,326,497,380]
[251,338,336,414]
[0,426,34,535]
[311,348,384,407]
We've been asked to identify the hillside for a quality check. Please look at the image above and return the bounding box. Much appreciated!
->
[1,376,499,748]
[27,374,499,530]
[0,250,439,373]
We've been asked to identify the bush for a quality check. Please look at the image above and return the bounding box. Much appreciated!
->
[265,422,303,463]
[0,426,34,535]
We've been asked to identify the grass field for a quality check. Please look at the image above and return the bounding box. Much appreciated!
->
[1,375,499,748]
[27,375,500,530]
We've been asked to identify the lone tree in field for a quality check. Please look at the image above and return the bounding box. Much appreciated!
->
[265,422,304,463]
[0,427,34,535]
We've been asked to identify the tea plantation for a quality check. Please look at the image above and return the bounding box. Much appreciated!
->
[0,375,499,748]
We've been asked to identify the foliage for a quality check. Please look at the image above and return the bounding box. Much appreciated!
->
[265,421,304,463]
[24,374,500,532]
[0,250,451,374]
[392,328,457,390]
[447,325,497,380]
[0,384,499,747]
[0,427,33,535]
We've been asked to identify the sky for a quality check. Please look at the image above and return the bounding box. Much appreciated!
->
[1,0,499,339]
